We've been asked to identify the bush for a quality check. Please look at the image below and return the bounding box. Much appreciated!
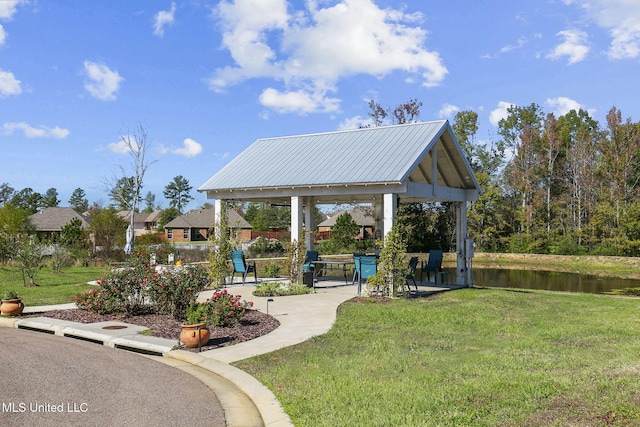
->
[202,289,253,327]
[96,268,147,316]
[247,236,285,257]
[145,265,209,321]
[262,263,282,278]
[253,281,313,297]
[74,288,120,314]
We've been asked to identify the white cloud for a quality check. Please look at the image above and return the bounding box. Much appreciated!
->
[0,69,21,97]
[438,103,460,119]
[108,139,131,154]
[83,60,123,101]
[0,0,27,19]
[209,0,447,114]
[567,0,640,59]
[338,115,373,130]
[0,1,28,46]
[500,36,527,54]
[546,96,583,116]
[173,138,202,157]
[259,88,340,114]
[3,122,70,139]
[153,2,176,37]
[489,101,514,127]
[547,29,590,64]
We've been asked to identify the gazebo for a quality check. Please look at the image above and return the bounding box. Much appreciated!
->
[198,120,481,286]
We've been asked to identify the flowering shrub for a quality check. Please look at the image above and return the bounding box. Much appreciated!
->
[96,268,147,315]
[202,289,253,327]
[145,265,209,321]
[74,288,119,314]
[75,245,209,319]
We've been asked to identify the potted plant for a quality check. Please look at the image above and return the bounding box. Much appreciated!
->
[179,302,210,348]
[1,290,24,316]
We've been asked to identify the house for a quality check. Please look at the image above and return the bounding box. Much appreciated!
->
[117,210,163,236]
[164,208,252,242]
[29,207,91,240]
[317,206,376,240]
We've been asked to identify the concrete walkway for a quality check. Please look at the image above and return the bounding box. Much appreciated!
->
[1,279,461,426]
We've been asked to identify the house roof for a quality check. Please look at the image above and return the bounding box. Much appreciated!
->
[29,207,90,232]
[318,206,375,227]
[198,120,481,205]
[164,208,251,229]
[118,209,163,223]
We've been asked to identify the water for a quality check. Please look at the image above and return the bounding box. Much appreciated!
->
[470,268,640,294]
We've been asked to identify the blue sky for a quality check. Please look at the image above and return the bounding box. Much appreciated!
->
[1,0,639,211]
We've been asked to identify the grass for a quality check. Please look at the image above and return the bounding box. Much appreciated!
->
[235,288,640,426]
[0,266,110,306]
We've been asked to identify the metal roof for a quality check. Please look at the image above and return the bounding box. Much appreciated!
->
[198,121,481,204]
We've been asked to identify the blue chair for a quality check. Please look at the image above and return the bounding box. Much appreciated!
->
[422,250,443,283]
[302,251,319,273]
[358,255,377,294]
[352,253,365,284]
[406,256,419,291]
[231,250,257,284]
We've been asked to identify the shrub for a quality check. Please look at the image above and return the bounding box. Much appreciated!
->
[145,265,209,321]
[50,246,73,272]
[247,236,285,257]
[74,288,119,314]
[202,289,253,327]
[97,268,147,316]
[253,281,313,297]
[262,263,282,278]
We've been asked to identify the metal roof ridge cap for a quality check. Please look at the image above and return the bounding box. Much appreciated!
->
[255,120,448,142]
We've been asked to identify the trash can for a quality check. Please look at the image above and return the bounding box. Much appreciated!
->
[303,271,314,287]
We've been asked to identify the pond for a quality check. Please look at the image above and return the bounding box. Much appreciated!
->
[469,268,640,294]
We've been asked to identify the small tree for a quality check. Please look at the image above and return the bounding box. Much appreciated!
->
[15,235,44,286]
[208,202,233,286]
[59,217,86,248]
[331,212,359,249]
[286,229,306,285]
[368,224,409,297]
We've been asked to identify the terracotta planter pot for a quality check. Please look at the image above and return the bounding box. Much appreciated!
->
[1,298,24,316]
[179,323,210,348]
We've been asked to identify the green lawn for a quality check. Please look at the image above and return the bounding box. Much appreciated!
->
[235,289,640,426]
[0,266,110,306]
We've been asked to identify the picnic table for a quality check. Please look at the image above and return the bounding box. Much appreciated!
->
[314,259,355,285]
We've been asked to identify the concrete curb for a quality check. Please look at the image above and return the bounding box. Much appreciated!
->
[168,350,294,427]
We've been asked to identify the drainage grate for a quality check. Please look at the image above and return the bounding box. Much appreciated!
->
[102,325,128,330]
[114,344,163,357]
[17,325,55,334]
[63,334,105,345]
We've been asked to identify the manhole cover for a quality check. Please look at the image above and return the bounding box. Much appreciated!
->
[102,325,128,330]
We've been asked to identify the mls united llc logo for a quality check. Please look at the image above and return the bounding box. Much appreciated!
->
[2,402,88,413]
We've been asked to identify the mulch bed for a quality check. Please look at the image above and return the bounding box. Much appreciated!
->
[38,308,280,352]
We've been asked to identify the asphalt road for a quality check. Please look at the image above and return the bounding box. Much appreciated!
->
[0,327,226,427]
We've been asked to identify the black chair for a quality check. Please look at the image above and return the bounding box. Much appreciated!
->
[422,250,443,283]
[231,250,257,284]
[406,256,419,291]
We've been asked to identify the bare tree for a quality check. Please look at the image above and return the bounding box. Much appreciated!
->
[108,124,156,253]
